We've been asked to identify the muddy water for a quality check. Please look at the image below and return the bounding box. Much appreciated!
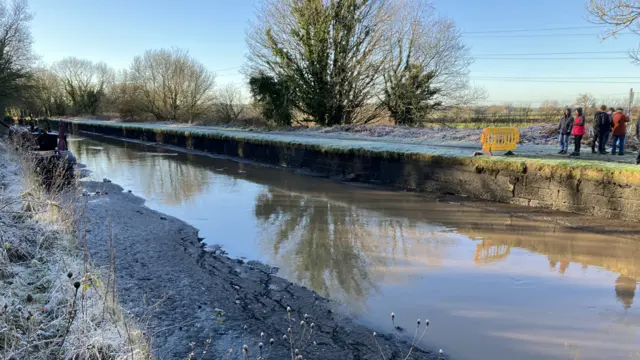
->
[68,135,640,360]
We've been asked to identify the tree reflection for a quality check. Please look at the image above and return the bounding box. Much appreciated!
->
[255,189,379,302]
[70,138,212,205]
[615,275,637,310]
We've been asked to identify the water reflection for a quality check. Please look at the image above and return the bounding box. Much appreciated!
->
[255,188,377,302]
[71,135,640,311]
[255,183,640,312]
[616,275,637,310]
[72,140,213,205]
[469,233,640,311]
[69,135,640,360]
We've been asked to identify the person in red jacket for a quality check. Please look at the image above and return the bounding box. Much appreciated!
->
[570,107,585,156]
[611,108,629,155]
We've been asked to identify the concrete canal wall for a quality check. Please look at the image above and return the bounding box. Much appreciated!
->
[54,119,640,221]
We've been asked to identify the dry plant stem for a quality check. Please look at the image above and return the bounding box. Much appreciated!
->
[404,325,429,360]
[373,334,386,360]
[58,286,80,352]
[1,137,150,359]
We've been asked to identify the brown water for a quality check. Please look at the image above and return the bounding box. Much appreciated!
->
[68,135,640,360]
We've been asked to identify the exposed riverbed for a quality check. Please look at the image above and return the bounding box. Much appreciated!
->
[68,134,640,360]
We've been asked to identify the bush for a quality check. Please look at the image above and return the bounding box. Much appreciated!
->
[249,72,294,127]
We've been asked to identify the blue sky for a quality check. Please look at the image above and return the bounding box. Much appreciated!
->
[29,0,640,105]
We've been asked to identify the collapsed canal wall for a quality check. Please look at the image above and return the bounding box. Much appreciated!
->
[54,119,640,221]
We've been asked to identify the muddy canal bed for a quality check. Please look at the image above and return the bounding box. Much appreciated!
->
[68,134,640,360]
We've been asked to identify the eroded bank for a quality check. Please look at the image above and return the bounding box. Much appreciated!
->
[53,119,640,221]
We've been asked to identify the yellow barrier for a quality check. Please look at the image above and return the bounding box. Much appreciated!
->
[480,128,520,152]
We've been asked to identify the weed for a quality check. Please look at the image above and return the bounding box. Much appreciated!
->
[0,136,150,360]
[186,307,441,360]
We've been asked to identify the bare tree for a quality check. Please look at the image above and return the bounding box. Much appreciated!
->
[30,67,66,116]
[384,0,479,105]
[129,48,215,122]
[0,0,36,108]
[539,100,562,120]
[576,93,597,115]
[246,0,393,126]
[52,57,114,115]
[214,84,245,124]
[586,0,640,62]
[107,69,146,121]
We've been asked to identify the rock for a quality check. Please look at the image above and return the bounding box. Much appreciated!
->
[103,178,111,183]
[473,151,484,156]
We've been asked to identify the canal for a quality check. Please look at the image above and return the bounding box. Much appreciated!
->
[68,134,640,360]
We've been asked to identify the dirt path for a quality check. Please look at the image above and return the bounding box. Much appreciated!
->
[79,181,439,360]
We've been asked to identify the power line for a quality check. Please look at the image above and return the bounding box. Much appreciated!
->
[213,67,241,72]
[470,78,639,84]
[462,25,608,34]
[474,57,629,60]
[470,76,640,79]
[473,51,629,56]
[464,33,630,38]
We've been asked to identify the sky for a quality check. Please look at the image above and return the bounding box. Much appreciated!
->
[28,0,640,106]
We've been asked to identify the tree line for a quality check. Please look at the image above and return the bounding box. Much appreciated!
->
[2,0,482,126]
[2,0,639,127]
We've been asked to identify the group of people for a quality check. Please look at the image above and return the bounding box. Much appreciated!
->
[558,105,640,164]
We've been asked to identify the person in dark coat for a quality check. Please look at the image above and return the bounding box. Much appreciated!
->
[557,108,573,154]
[592,105,612,154]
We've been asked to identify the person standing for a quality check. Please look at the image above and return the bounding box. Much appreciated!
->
[636,115,640,164]
[571,107,586,156]
[591,106,602,154]
[592,105,611,154]
[558,108,573,154]
[611,108,629,155]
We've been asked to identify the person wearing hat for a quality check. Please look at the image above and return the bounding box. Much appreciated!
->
[557,108,573,154]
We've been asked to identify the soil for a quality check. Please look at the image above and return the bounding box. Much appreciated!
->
[79,181,439,360]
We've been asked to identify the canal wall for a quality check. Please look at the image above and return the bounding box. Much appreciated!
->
[53,119,640,221]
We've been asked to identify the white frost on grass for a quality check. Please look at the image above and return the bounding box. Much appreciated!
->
[0,139,149,360]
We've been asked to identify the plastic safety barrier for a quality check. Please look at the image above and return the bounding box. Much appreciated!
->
[480,128,520,152]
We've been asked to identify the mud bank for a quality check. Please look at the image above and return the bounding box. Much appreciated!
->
[79,180,438,360]
[54,119,640,222]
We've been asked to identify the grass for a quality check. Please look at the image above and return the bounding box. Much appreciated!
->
[0,135,150,360]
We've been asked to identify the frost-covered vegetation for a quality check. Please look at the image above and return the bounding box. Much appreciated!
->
[0,136,149,360]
